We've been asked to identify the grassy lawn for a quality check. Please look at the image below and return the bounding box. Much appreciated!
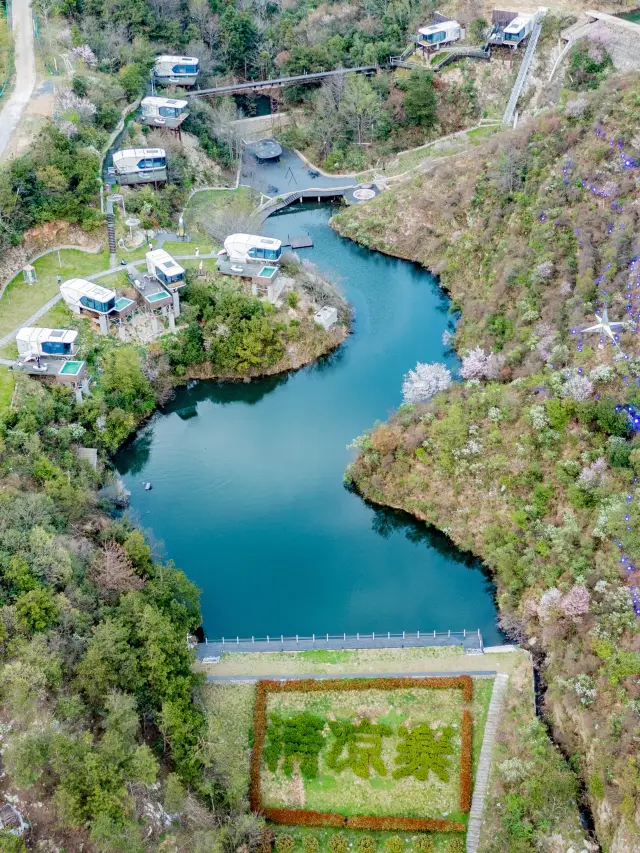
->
[0,249,112,339]
[467,126,498,143]
[0,366,15,409]
[185,186,258,244]
[162,239,217,257]
[203,646,470,677]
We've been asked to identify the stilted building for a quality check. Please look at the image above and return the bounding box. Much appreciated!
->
[154,55,199,87]
[140,96,189,129]
[112,148,167,185]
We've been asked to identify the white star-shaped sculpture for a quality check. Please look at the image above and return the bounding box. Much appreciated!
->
[581,308,624,345]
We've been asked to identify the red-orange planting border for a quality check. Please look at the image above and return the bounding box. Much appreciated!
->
[459,709,472,813]
[250,676,473,834]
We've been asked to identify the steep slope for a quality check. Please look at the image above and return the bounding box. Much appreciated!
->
[333,73,640,852]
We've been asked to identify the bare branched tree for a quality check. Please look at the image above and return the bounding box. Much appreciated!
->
[91,541,144,597]
[197,194,261,243]
[490,145,526,194]
[189,0,220,47]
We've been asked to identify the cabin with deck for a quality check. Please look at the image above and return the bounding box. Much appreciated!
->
[140,96,189,129]
[221,234,283,265]
[61,279,116,316]
[17,327,78,359]
[127,268,173,311]
[154,55,199,86]
[488,10,535,45]
[112,148,167,185]
[146,249,186,290]
[417,19,463,53]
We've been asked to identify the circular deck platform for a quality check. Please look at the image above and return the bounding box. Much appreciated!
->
[249,138,283,162]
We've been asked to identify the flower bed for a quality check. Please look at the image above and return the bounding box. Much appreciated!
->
[250,677,475,835]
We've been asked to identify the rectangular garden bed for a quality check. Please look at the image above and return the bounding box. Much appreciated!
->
[250,677,474,835]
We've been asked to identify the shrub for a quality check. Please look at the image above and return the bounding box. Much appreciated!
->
[329,834,349,853]
[358,836,376,853]
[384,837,403,853]
[412,838,434,853]
[445,839,464,853]
[276,835,296,853]
[286,290,300,308]
[303,836,320,853]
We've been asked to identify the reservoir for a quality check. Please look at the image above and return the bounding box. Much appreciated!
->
[115,205,502,644]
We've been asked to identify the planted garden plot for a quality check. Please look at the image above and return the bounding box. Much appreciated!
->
[250,678,477,835]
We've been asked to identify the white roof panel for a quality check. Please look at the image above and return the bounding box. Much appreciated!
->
[62,278,116,301]
[113,148,166,162]
[155,55,199,64]
[142,96,188,109]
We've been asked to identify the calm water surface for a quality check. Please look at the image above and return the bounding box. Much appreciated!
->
[115,205,501,643]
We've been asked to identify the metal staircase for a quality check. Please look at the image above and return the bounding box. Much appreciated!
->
[502,11,546,127]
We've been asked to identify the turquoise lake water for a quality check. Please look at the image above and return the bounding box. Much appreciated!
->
[115,205,502,643]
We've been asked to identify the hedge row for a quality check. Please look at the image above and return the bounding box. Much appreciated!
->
[264,809,465,834]
[250,680,268,812]
[459,710,472,813]
[258,676,473,702]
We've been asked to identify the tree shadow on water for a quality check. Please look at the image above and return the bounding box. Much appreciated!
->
[368,502,495,587]
[163,372,291,412]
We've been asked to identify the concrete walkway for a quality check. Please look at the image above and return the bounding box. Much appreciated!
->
[466,672,508,853]
[206,670,497,682]
[0,0,37,159]
[197,631,483,658]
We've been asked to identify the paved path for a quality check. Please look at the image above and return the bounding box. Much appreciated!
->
[205,670,498,682]
[466,672,508,853]
[0,0,36,159]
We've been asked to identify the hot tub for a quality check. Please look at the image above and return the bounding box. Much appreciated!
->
[257,265,278,280]
[58,360,84,376]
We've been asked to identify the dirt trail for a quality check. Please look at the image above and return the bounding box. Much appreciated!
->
[0,0,36,159]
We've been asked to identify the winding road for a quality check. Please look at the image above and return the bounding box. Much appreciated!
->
[0,0,36,159]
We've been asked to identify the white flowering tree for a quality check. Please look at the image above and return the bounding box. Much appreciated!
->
[402,362,452,404]
[460,346,505,381]
[54,87,97,124]
[70,45,98,67]
[560,370,594,402]
[561,585,591,618]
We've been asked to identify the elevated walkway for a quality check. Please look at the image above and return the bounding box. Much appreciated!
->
[258,186,357,220]
[502,11,545,127]
[196,629,484,659]
[188,66,377,98]
[389,47,490,73]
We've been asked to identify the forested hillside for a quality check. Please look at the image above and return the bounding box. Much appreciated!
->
[333,72,640,852]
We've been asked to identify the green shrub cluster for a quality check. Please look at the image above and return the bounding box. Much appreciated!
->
[276,834,296,853]
[384,836,403,853]
[303,835,320,853]
[392,724,455,783]
[264,712,326,778]
[358,836,376,853]
[328,833,349,853]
